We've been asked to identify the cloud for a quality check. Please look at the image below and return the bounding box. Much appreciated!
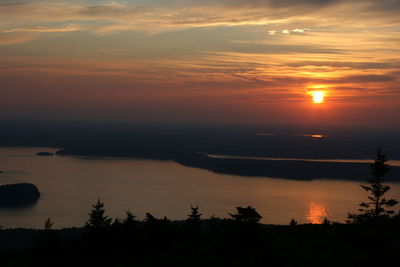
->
[0,1,398,92]
[93,24,138,34]
[0,32,36,45]
[0,0,399,35]
[0,23,83,45]
[4,24,83,33]
[268,28,311,36]
[341,74,398,83]
[292,28,309,33]
[287,61,400,70]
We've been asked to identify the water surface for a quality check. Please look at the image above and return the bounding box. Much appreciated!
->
[1,147,399,228]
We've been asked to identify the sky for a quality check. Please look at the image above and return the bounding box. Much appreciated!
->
[0,0,399,127]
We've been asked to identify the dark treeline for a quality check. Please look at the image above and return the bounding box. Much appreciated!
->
[2,201,400,267]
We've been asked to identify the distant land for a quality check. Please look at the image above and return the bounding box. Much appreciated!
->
[56,149,400,181]
[2,121,400,181]
[0,183,40,208]
[1,121,400,159]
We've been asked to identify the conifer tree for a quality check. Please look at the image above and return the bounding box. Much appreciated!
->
[44,217,53,231]
[348,148,398,223]
[322,218,331,225]
[38,217,57,250]
[85,199,112,230]
[145,212,157,223]
[229,206,262,223]
[123,210,136,230]
[187,205,202,223]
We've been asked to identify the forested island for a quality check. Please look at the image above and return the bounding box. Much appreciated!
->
[0,183,40,207]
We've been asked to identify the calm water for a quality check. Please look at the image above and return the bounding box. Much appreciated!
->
[1,147,400,229]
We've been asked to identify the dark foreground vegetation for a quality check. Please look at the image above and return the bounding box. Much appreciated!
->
[2,203,400,267]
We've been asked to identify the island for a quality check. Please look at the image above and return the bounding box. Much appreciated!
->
[0,183,41,207]
[36,152,54,156]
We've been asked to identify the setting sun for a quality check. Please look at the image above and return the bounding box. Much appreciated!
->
[311,91,325,104]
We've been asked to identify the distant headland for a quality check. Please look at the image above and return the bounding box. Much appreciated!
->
[55,148,400,181]
[36,152,54,156]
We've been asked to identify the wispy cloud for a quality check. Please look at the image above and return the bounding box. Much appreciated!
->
[4,24,83,33]
[0,32,36,45]
[0,0,399,34]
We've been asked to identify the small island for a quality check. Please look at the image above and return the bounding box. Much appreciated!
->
[36,152,54,156]
[0,183,41,207]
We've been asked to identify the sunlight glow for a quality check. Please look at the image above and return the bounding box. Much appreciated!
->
[311,91,325,104]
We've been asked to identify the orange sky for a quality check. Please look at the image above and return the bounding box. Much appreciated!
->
[0,0,399,126]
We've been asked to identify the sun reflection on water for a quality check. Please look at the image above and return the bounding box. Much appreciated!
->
[311,134,324,138]
[306,202,328,224]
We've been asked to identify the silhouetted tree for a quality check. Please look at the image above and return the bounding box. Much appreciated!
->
[187,205,202,223]
[348,148,398,223]
[162,216,170,224]
[37,217,58,251]
[322,218,331,225]
[289,218,298,226]
[123,210,136,229]
[111,217,123,232]
[145,212,157,223]
[229,206,262,223]
[85,199,112,230]
[44,217,53,230]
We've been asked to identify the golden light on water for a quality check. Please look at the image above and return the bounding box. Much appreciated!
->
[306,202,327,224]
[311,134,324,138]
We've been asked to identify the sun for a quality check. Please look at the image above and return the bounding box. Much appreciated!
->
[311,91,325,104]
